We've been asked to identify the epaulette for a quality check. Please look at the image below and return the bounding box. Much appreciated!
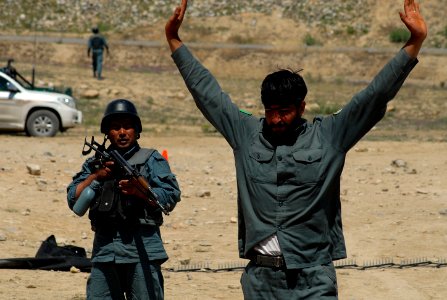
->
[239,109,252,116]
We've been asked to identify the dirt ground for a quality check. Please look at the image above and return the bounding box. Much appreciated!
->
[0,130,446,299]
[1,2,447,297]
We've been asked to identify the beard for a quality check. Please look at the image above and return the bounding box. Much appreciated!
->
[263,117,304,146]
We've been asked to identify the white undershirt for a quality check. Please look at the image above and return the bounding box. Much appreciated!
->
[253,234,282,256]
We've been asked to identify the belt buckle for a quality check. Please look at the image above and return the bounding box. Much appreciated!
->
[256,255,283,268]
[272,256,283,268]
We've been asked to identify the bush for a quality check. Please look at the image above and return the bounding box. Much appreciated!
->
[346,26,356,35]
[315,102,341,115]
[389,28,410,43]
[303,34,317,46]
[97,22,112,33]
[228,34,255,44]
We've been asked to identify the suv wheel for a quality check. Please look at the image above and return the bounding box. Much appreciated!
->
[26,110,60,137]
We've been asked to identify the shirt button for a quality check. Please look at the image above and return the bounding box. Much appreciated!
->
[277,225,283,231]
[277,156,282,161]
[279,201,284,207]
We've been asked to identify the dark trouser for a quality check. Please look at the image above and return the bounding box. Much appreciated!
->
[87,261,164,300]
[241,261,338,299]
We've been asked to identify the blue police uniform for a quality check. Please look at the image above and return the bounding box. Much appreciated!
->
[88,34,109,79]
[171,44,417,299]
[67,144,181,299]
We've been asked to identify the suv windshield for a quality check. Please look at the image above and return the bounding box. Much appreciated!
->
[0,62,33,90]
[0,76,8,91]
[9,74,30,89]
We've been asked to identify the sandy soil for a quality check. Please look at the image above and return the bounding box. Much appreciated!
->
[0,131,446,299]
[1,2,447,297]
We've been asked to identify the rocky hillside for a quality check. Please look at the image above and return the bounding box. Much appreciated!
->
[1,0,446,48]
[0,0,446,137]
[0,0,374,32]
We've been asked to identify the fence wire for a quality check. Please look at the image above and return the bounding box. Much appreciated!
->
[166,257,447,273]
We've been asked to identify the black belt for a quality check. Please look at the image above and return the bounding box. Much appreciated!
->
[250,254,285,268]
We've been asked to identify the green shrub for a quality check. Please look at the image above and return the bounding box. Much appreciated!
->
[97,23,112,33]
[303,34,317,46]
[315,102,341,115]
[389,28,410,43]
[228,34,255,44]
[346,26,356,35]
[201,123,218,134]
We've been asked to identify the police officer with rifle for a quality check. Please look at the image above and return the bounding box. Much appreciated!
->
[67,99,181,299]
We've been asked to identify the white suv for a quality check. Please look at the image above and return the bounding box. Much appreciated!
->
[0,69,82,137]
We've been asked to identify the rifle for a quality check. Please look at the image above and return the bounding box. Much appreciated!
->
[81,136,169,215]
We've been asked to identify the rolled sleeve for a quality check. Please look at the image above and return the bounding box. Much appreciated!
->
[66,159,95,209]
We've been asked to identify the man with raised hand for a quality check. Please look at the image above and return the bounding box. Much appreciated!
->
[165,0,427,298]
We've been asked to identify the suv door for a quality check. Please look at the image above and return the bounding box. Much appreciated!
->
[0,75,25,130]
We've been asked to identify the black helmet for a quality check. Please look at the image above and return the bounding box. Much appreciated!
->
[92,26,99,34]
[100,99,142,134]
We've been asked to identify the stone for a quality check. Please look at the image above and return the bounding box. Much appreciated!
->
[26,164,41,176]
[391,159,407,168]
[70,266,81,273]
[82,89,100,99]
[197,190,211,197]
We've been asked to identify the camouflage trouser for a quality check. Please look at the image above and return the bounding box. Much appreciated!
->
[87,261,164,300]
[241,261,338,299]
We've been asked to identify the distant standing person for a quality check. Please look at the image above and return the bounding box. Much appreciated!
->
[88,26,110,80]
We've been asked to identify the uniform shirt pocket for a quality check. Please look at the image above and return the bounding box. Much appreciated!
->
[248,146,276,183]
[291,149,323,183]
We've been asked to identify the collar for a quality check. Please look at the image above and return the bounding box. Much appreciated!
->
[108,143,140,160]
